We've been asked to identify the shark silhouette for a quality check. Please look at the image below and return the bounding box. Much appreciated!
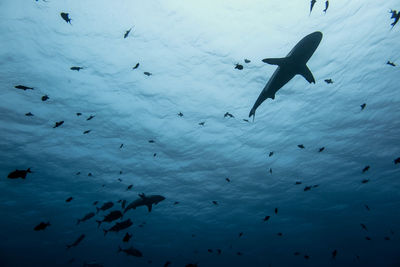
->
[124,193,165,213]
[249,31,323,120]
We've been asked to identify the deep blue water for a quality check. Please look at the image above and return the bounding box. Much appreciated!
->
[1,1,400,266]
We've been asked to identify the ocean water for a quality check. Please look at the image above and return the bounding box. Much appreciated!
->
[1,0,400,266]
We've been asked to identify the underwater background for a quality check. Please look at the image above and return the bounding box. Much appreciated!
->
[1,0,400,266]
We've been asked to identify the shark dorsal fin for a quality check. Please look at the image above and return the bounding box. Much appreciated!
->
[262,57,289,66]
[298,65,315,84]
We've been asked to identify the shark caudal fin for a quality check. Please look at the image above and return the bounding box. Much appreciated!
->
[249,108,256,122]
[262,57,289,66]
[298,65,315,84]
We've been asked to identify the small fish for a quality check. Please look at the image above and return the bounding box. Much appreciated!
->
[239,232,243,237]
[269,151,274,157]
[298,144,305,149]
[126,184,133,190]
[323,1,329,13]
[310,0,316,15]
[164,261,171,267]
[387,61,396,67]
[96,201,114,213]
[234,63,243,70]
[332,249,337,259]
[66,234,85,249]
[66,197,73,202]
[394,157,400,164]
[76,172,81,175]
[319,147,325,152]
[277,232,283,236]
[360,223,368,231]
[132,63,139,69]
[324,79,333,84]
[60,12,72,24]
[212,201,218,205]
[295,181,302,185]
[364,204,370,211]
[103,219,133,235]
[76,112,82,116]
[83,130,91,134]
[178,112,183,117]
[198,122,205,126]
[390,10,400,28]
[207,249,213,253]
[118,178,122,182]
[244,59,251,63]
[361,179,369,184]
[304,186,312,191]
[7,168,31,179]
[53,121,64,128]
[118,245,142,257]
[88,173,92,176]
[34,222,50,231]
[144,72,152,76]
[25,112,34,116]
[365,236,371,241]
[294,252,301,256]
[87,115,95,121]
[120,144,123,149]
[123,232,132,242]
[269,168,273,174]
[236,252,243,256]
[77,212,95,225]
[304,255,310,260]
[312,184,319,188]
[124,28,132,38]
[217,249,222,254]
[70,66,83,71]
[360,103,366,110]
[263,215,270,221]
[362,166,370,173]
[243,119,249,122]
[148,140,155,143]
[226,178,231,182]
[174,201,179,205]
[275,208,278,215]
[41,95,49,101]
[224,112,234,118]
[121,200,127,209]
[15,85,34,90]
[93,201,98,205]
[384,236,390,241]
[154,152,157,157]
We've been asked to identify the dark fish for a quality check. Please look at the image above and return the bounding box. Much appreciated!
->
[15,85,34,90]
[120,143,123,148]
[34,222,50,231]
[178,112,183,117]
[207,249,213,253]
[390,10,400,27]
[362,166,370,173]
[66,234,85,249]
[294,252,301,256]
[76,172,81,175]
[269,168,272,174]
[93,201,98,205]
[70,66,83,71]
[126,184,133,190]
[384,236,390,240]
[66,197,73,202]
[275,208,278,215]
[83,130,91,134]
[244,59,251,63]
[277,232,283,236]
[148,140,155,143]
[199,122,205,126]
[87,115,95,121]
[174,201,179,205]
[144,72,152,76]
[361,179,369,184]
[304,186,312,191]
[235,63,243,70]
[332,249,337,259]
[237,252,243,256]
[121,200,127,209]
[394,157,400,164]
[103,219,133,235]
[76,112,82,116]
[88,173,92,176]
[239,232,243,237]
[118,245,142,257]
[132,63,139,69]
[7,168,31,179]
[186,264,198,267]
[96,210,123,228]
[387,61,396,67]
[323,1,329,13]
[364,204,370,211]
[263,215,270,221]
[124,193,166,213]
[324,79,333,84]
[124,28,132,38]
[123,232,132,242]
[224,112,234,118]
[96,202,114,213]
[310,0,316,14]
[41,95,49,101]
[25,112,34,116]
[298,144,305,149]
[118,178,122,182]
[53,121,64,128]
[365,236,371,241]
[217,249,222,254]
[312,184,319,188]
[295,181,302,185]
[77,212,95,225]
[360,103,366,110]
[243,119,249,122]
[212,201,218,205]
[164,261,171,267]
[60,12,71,24]
[304,255,310,259]
[269,151,274,157]
[319,147,325,152]
[360,223,368,231]
[226,178,231,182]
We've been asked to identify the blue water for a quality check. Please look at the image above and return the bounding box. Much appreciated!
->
[1,1,400,266]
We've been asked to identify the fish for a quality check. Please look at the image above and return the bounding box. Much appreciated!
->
[103,219,133,235]
[123,232,132,242]
[41,95,49,101]
[226,178,231,182]
[217,249,222,254]
[387,61,396,67]
[324,79,333,84]
[263,215,270,221]
[298,144,305,149]
[76,112,82,116]
[360,223,368,231]
[212,201,218,205]
[132,63,139,69]
[294,252,301,256]
[34,222,50,231]
[237,252,243,256]
[70,66,83,71]
[199,122,205,126]
[60,12,71,24]
[365,236,371,241]
[53,121,64,128]
[93,201,98,205]
[77,212,95,225]
[66,197,73,202]
[173,201,179,205]
[7,168,31,179]
[319,147,325,152]
[304,255,310,259]
[269,151,274,157]
[332,249,337,259]
[120,144,123,149]
[310,0,316,15]
[144,72,152,76]
[124,193,166,213]
[124,28,132,38]
[164,261,172,267]
[275,208,278,215]
[25,112,34,116]
[96,210,123,228]
[224,112,234,118]
[148,140,155,143]
[394,157,400,164]
[235,64,243,70]
[15,85,34,90]
[126,185,133,190]
[87,115,95,121]
[66,234,85,249]
[208,249,213,253]
[364,204,370,211]
[269,168,273,174]
[304,186,312,191]
[239,232,243,237]
[83,130,91,134]
[384,236,390,241]
[243,119,249,122]
[277,232,283,236]
[178,112,183,117]
[96,202,114,214]
[390,10,400,28]
[295,181,302,185]
[153,153,157,157]
[360,103,366,110]
[186,264,198,267]
[244,59,251,63]
[323,1,329,13]
[361,179,369,184]
[362,166,370,173]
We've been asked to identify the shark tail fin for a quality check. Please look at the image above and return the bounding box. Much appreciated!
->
[262,57,288,66]
[249,108,256,122]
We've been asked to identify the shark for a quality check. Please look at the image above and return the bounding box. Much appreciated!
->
[124,193,165,213]
[249,31,323,120]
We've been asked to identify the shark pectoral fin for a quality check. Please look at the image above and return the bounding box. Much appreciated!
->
[299,65,315,84]
[262,57,288,66]
[146,204,152,212]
